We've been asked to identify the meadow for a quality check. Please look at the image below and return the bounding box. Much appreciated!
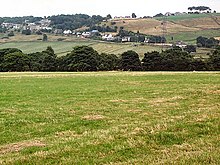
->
[0,72,219,164]
[155,13,220,21]
[0,40,163,58]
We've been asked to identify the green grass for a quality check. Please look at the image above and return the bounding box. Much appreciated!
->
[156,13,220,21]
[0,72,219,164]
[0,41,162,58]
[166,29,220,44]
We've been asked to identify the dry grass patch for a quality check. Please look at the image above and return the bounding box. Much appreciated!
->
[127,109,143,113]
[0,140,45,154]
[176,16,220,29]
[110,99,129,103]
[149,96,184,107]
[82,115,106,121]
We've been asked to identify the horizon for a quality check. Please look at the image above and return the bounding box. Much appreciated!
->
[0,0,220,18]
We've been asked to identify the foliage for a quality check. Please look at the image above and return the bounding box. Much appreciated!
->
[153,13,164,17]
[89,25,117,33]
[0,25,7,33]
[188,6,211,12]
[48,14,104,30]
[208,47,220,70]
[106,14,112,19]
[196,36,219,48]
[43,34,48,41]
[132,13,137,18]
[160,49,194,71]
[1,45,220,72]
[59,46,100,71]
[147,35,166,43]
[98,53,119,71]
[142,48,195,71]
[120,50,142,71]
[142,51,162,71]
[22,29,31,35]
[0,16,43,24]
[28,46,57,71]
[7,31,14,37]
[1,52,30,71]
[184,45,197,53]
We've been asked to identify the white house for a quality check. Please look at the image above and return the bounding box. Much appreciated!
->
[63,30,72,35]
[102,34,114,41]
[82,32,91,38]
[122,36,131,42]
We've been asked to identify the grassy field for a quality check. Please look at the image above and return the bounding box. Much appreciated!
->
[155,13,220,21]
[0,40,163,58]
[166,29,220,44]
[0,72,219,164]
[108,13,220,43]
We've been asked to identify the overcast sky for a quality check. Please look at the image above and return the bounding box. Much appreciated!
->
[0,0,220,17]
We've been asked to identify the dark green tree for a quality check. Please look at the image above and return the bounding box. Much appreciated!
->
[28,46,57,71]
[59,46,100,71]
[132,13,137,18]
[98,53,119,71]
[106,14,112,19]
[142,51,163,71]
[22,29,31,35]
[160,49,194,71]
[184,45,196,53]
[120,50,142,71]
[209,47,220,70]
[43,34,48,41]
[2,52,30,71]
[8,31,15,37]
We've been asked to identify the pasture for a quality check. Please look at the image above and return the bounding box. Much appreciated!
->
[0,72,219,164]
[0,40,163,58]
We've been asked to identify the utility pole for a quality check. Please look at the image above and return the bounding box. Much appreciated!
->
[161,15,167,51]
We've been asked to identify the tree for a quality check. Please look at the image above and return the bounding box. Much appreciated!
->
[28,46,57,71]
[0,48,23,71]
[160,49,194,71]
[22,29,31,35]
[8,31,15,37]
[184,45,196,53]
[209,47,220,70]
[153,13,164,17]
[106,14,112,19]
[120,50,142,71]
[98,53,119,71]
[197,36,219,48]
[59,46,100,71]
[43,34,48,41]
[142,51,163,71]
[2,52,30,71]
[132,13,137,18]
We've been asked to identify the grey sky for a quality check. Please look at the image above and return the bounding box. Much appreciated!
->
[0,0,220,17]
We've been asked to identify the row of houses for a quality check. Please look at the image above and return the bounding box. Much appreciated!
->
[1,18,52,32]
[114,16,131,19]
[165,12,187,16]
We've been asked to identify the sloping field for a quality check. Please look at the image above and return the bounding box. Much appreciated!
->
[108,18,198,35]
[0,72,219,164]
[109,14,220,42]
[175,16,220,29]
[0,41,163,58]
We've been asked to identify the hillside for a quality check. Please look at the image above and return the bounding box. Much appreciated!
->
[106,13,220,43]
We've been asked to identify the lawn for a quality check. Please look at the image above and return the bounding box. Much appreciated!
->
[0,72,219,164]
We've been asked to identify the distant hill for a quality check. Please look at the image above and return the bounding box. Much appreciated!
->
[104,13,220,43]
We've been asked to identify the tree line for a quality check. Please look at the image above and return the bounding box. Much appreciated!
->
[0,45,220,72]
